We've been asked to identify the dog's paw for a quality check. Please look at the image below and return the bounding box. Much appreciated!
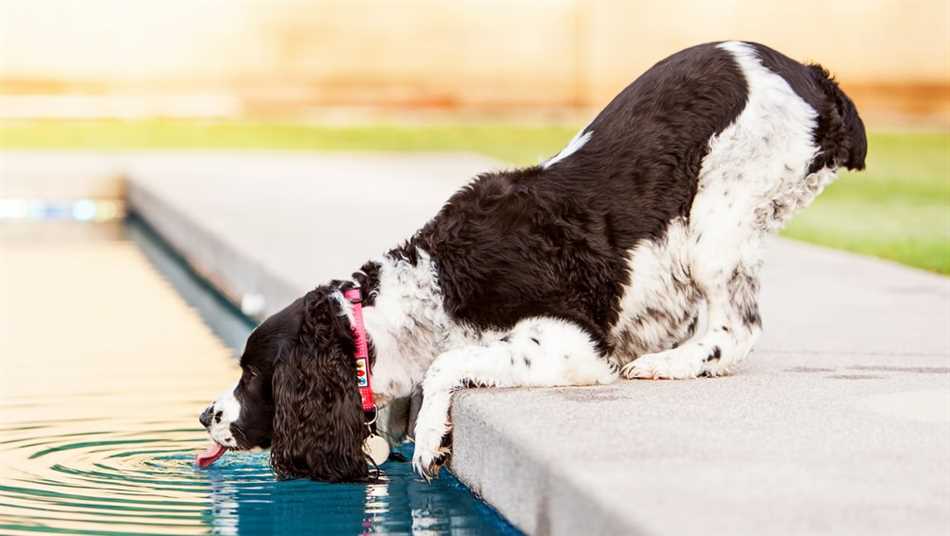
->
[410,395,453,481]
[411,421,451,481]
[700,360,736,378]
[621,348,705,380]
[411,441,451,482]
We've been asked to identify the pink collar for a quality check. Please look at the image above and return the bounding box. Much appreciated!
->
[343,287,375,413]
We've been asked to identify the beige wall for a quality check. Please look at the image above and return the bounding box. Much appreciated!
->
[1,0,947,119]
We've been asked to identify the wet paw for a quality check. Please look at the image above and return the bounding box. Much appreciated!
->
[411,408,453,481]
[411,443,451,481]
[621,348,705,380]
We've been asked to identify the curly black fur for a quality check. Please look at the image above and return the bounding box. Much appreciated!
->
[270,287,369,482]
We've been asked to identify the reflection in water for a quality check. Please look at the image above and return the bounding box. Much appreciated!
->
[0,221,517,535]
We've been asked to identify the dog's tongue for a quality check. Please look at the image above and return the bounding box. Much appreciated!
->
[196,441,227,468]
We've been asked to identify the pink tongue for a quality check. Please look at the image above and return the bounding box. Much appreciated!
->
[196,442,227,468]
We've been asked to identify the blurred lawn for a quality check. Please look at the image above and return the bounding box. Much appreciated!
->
[783,133,949,274]
[1,120,947,274]
[0,120,575,165]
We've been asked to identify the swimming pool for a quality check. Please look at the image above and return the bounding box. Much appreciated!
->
[0,220,519,535]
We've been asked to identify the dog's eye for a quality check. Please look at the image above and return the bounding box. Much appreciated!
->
[245,367,259,379]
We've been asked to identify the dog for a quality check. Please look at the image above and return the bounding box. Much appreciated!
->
[197,41,866,482]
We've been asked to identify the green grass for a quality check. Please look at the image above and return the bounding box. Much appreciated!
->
[0,119,576,166]
[1,120,947,273]
[782,132,949,274]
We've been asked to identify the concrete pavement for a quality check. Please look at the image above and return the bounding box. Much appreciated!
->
[450,237,950,535]
[5,151,948,535]
[1,150,127,199]
[453,349,950,535]
[123,151,499,319]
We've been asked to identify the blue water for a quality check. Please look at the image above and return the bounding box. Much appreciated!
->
[187,444,513,535]
[0,220,519,535]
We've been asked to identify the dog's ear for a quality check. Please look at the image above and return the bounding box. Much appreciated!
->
[808,63,867,172]
[270,288,369,482]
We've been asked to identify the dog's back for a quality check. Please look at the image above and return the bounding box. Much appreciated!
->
[407,41,866,359]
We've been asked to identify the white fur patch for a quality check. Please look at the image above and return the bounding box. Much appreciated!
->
[209,381,241,447]
[542,128,592,169]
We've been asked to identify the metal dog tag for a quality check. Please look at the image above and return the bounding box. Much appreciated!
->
[363,434,390,466]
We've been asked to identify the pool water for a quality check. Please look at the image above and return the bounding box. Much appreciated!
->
[0,221,519,535]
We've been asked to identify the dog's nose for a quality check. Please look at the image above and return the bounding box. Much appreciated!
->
[199,405,213,429]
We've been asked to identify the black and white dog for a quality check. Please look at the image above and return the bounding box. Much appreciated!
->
[197,41,866,482]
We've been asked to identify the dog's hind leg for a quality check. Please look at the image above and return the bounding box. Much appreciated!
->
[411,317,617,480]
[621,258,763,380]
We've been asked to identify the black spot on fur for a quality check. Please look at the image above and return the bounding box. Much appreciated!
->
[523,357,532,367]
[721,325,729,332]
[728,266,762,329]
[687,316,699,334]
[705,346,722,362]
[530,337,540,345]
[214,411,222,424]
[500,335,511,343]
[742,307,762,328]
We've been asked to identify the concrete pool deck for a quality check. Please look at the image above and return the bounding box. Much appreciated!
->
[5,151,949,535]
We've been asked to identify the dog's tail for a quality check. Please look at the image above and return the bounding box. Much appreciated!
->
[808,64,868,172]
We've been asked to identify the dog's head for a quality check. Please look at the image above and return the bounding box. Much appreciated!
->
[198,286,369,482]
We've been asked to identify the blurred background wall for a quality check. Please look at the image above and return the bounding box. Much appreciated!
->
[1,0,948,125]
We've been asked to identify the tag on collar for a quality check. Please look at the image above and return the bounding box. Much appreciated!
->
[363,433,390,466]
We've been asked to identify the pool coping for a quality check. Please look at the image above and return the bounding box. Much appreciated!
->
[127,173,300,321]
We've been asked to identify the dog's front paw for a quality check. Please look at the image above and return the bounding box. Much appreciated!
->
[410,391,453,481]
[411,431,451,481]
[621,348,705,380]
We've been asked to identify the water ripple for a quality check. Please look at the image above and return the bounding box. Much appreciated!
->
[0,417,517,535]
[1,223,518,535]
